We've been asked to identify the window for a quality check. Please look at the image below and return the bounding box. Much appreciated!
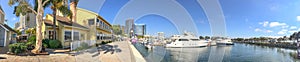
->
[88,19,95,26]
[73,32,80,41]
[48,31,54,39]
[190,39,200,41]
[64,31,72,41]
[178,39,189,41]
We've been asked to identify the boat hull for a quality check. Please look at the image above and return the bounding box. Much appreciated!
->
[165,44,207,48]
[216,42,234,45]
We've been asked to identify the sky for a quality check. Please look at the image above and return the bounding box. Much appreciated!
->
[1,0,300,38]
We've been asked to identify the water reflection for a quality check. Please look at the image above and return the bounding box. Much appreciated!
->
[134,43,300,62]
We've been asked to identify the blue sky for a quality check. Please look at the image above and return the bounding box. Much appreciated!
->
[1,0,300,38]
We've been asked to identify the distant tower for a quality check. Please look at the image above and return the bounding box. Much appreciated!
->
[125,19,134,37]
[134,24,146,36]
[157,32,164,41]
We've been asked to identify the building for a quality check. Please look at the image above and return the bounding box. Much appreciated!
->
[0,6,17,47]
[42,7,113,48]
[125,19,134,37]
[14,22,20,29]
[76,8,113,43]
[134,24,146,36]
[157,32,164,41]
[16,13,36,31]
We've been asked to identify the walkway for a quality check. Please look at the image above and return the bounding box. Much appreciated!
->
[0,41,145,62]
[98,41,135,62]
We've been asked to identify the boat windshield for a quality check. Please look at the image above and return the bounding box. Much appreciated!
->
[178,39,189,41]
[190,39,200,41]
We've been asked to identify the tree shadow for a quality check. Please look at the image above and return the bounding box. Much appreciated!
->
[98,44,122,54]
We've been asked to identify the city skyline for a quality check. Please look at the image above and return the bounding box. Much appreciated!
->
[2,0,300,38]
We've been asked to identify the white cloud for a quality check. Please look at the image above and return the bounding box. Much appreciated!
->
[288,30,298,34]
[255,28,262,32]
[259,21,269,27]
[254,28,272,33]
[281,25,289,28]
[297,16,300,21]
[277,31,285,35]
[277,29,288,35]
[12,17,17,21]
[266,30,273,33]
[269,22,287,27]
[290,26,297,29]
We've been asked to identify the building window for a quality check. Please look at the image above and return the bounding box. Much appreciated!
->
[88,19,95,26]
[48,31,54,39]
[179,39,189,41]
[73,32,80,41]
[64,31,72,41]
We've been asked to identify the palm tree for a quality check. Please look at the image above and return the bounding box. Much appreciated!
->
[9,0,50,54]
[49,0,72,40]
[69,0,79,22]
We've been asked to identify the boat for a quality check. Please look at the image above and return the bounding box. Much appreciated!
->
[215,38,234,45]
[165,32,208,48]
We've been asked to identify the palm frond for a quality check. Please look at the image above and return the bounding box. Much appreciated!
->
[57,5,72,17]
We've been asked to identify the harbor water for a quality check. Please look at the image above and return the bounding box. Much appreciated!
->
[133,42,300,62]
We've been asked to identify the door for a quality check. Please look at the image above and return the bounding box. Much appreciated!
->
[0,26,5,46]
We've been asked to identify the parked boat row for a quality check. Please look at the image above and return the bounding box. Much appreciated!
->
[138,32,234,48]
[165,32,233,48]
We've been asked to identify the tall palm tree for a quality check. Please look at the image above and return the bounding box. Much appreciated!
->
[69,0,79,23]
[49,0,72,40]
[9,0,50,54]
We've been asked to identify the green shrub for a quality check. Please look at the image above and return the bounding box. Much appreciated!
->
[9,43,27,54]
[74,42,90,51]
[27,35,36,43]
[49,40,61,48]
[42,39,51,48]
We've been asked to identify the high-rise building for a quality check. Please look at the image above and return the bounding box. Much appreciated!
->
[157,32,164,41]
[125,19,134,37]
[134,24,146,36]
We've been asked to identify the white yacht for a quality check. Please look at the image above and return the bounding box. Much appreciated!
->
[215,38,234,45]
[165,32,208,48]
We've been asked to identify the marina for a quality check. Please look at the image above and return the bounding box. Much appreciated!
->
[134,42,300,62]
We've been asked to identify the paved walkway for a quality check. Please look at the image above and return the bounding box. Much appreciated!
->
[0,41,144,62]
[98,41,134,62]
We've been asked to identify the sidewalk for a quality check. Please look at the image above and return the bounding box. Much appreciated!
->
[98,41,134,62]
[0,41,145,62]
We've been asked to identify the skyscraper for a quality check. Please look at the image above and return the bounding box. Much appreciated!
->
[125,19,134,37]
[134,24,146,36]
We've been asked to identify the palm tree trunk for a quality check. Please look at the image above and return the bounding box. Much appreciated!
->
[31,0,44,54]
[53,8,57,40]
[70,2,77,23]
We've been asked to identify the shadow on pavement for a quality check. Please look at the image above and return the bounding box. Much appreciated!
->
[98,44,122,54]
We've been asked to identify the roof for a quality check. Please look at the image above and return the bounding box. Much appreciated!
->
[0,24,17,33]
[49,15,88,29]
[0,5,4,14]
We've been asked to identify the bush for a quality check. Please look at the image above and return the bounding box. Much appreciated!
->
[9,43,27,54]
[74,42,90,51]
[48,40,61,48]
[27,35,36,43]
[42,39,51,48]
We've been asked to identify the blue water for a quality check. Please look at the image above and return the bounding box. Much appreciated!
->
[133,43,300,62]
